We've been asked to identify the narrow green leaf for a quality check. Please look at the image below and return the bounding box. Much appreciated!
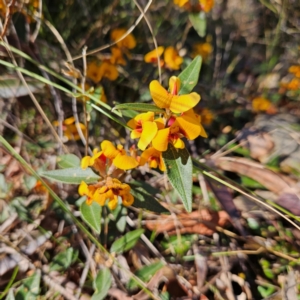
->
[91,267,112,300]
[80,201,102,234]
[127,261,165,290]
[57,154,81,169]
[130,187,170,214]
[189,12,206,38]
[162,144,193,212]
[40,167,100,184]
[178,55,202,95]
[49,248,78,271]
[110,228,144,254]
[113,103,165,113]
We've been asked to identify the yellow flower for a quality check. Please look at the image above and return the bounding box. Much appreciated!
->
[139,147,166,172]
[111,28,136,50]
[110,47,126,66]
[81,140,138,172]
[164,46,183,70]
[78,181,98,205]
[86,60,118,83]
[144,46,165,66]
[288,65,300,78]
[53,116,86,141]
[280,78,300,91]
[199,0,214,12]
[127,112,164,151]
[152,110,207,152]
[252,97,272,112]
[149,76,201,114]
[173,0,189,7]
[86,61,102,83]
[192,42,213,61]
[79,177,134,209]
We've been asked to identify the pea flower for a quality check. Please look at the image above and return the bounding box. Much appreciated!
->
[173,0,189,7]
[252,97,275,112]
[111,28,136,50]
[110,47,126,66]
[192,42,213,61]
[53,116,86,141]
[127,112,164,150]
[78,177,134,210]
[86,61,102,83]
[288,65,300,78]
[149,76,200,114]
[199,0,214,12]
[144,46,165,66]
[86,60,118,83]
[81,140,138,173]
[164,47,183,70]
[139,147,166,172]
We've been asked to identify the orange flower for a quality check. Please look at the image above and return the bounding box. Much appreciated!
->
[78,177,134,210]
[252,97,272,112]
[149,76,201,114]
[111,28,136,50]
[144,46,165,66]
[86,61,102,83]
[81,140,138,172]
[139,147,166,171]
[86,60,118,83]
[288,65,300,78]
[199,0,214,12]
[53,117,86,141]
[192,42,213,61]
[199,108,214,125]
[164,46,183,70]
[280,78,300,91]
[110,47,126,66]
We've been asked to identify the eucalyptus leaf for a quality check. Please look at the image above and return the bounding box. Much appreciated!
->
[162,144,193,212]
[189,12,206,38]
[80,201,102,233]
[57,154,81,169]
[110,229,144,254]
[40,167,100,184]
[91,267,112,300]
[178,55,202,95]
[113,103,165,113]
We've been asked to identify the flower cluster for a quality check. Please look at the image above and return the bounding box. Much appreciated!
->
[280,65,300,91]
[144,46,183,70]
[127,76,207,171]
[79,140,138,210]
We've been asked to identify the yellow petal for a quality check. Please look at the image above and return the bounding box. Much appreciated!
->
[169,93,200,114]
[173,0,189,7]
[159,156,166,172]
[101,140,119,159]
[152,128,170,152]
[164,47,183,70]
[150,80,172,109]
[107,195,119,210]
[113,154,139,170]
[138,121,158,150]
[127,112,154,129]
[144,46,165,63]
[154,118,166,130]
[122,193,134,206]
[81,156,91,169]
[78,181,88,196]
[176,110,201,140]
[130,130,141,139]
[173,138,185,149]
[63,116,75,125]
[149,159,158,169]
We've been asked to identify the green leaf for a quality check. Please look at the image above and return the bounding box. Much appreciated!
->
[128,261,165,290]
[189,12,206,38]
[5,289,15,300]
[91,267,112,300]
[113,103,165,113]
[110,229,144,254]
[110,205,127,233]
[130,187,169,214]
[49,247,78,271]
[15,271,41,300]
[40,167,100,184]
[57,154,81,169]
[178,55,202,95]
[80,201,102,233]
[162,144,193,212]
